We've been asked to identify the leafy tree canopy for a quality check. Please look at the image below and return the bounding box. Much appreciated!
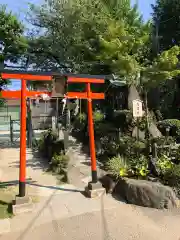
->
[0,5,27,105]
[152,0,180,51]
[0,4,27,64]
[27,0,180,90]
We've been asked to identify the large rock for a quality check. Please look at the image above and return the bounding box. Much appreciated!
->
[100,174,117,194]
[114,178,178,209]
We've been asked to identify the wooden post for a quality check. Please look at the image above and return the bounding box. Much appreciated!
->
[86,83,97,183]
[0,72,52,199]
[66,77,105,184]
[19,79,27,197]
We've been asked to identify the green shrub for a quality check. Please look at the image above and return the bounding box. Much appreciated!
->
[156,155,174,175]
[152,136,176,157]
[158,119,180,136]
[106,156,130,179]
[174,145,180,162]
[73,113,87,131]
[100,136,148,163]
[93,111,104,123]
[99,135,117,158]
[78,113,87,122]
[112,110,134,131]
[38,129,59,160]
[163,164,180,188]
[95,123,116,140]
[50,153,69,182]
[129,155,149,177]
[52,140,65,156]
[152,136,175,146]
[106,155,149,179]
[118,136,147,158]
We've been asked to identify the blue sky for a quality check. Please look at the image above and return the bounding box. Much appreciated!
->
[1,0,155,90]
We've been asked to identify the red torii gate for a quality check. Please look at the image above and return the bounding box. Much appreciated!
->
[0,71,104,198]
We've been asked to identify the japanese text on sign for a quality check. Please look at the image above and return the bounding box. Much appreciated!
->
[133,99,143,117]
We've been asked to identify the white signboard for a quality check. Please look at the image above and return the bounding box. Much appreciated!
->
[133,99,143,117]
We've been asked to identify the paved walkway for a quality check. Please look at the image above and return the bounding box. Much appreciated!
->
[0,147,58,198]
[0,139,180,239]
[1,192,180,240]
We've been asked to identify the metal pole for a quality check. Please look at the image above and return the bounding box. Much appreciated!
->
[56,97,59,128]
[87,83,97,183]
[19,79,26,197]
[10,116,13,144]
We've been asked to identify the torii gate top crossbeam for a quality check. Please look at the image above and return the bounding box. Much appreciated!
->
[0,69,106,81]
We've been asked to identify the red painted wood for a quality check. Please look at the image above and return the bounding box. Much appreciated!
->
[67,77,104,84]
[66,92,104,99]
[1,90,52,99]
[1,73,52,81]
[19,79,26,194]
[86,83,97,174]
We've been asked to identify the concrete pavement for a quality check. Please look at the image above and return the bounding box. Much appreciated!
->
[1,190,180,240]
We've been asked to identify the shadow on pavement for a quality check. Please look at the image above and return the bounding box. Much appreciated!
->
[27,182,84,193]
[15,190,57,240]
[0,178,34,188]
[0,179,83,194]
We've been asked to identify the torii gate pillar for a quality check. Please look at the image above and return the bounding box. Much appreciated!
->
[66,77,106,197]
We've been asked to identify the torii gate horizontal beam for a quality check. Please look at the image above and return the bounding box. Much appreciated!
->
[66,92,104,99]
[1,73,52,81]
[67,77,104,84]
[0,69,107,80]
[1,90,52,99]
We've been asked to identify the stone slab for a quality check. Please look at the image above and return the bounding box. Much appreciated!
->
[88,181,103,190]
[12,197,33,215]
[14,196,32,205]
[12,202,34,215]
[85,186,106,198]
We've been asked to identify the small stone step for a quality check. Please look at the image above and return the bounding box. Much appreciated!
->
[12,202,34,215]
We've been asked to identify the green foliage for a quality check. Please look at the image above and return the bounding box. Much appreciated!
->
[157,155,174,175]
[152,136,176,157]
[52,140,65,155]
[158,119,180,136]
[50,153,69,182]
[118,136,147,158]
[151,0,180,118]
[152,0,180,52]
[163,165,180,189]
[27,0,149,75]
[130,155,149,178]
[50,153,69,173]
[0,5,27,106]
[153,136,175,146]
[38,129,58,160]
[27,0,180,89]
[106,156,130,179]
[101,137,119,157]
[0,5,27,62]
[106,154,149,179]
[112,110,134,130]
[78,113,87,122]
[93,111,104,123]
[74,113,87,130]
